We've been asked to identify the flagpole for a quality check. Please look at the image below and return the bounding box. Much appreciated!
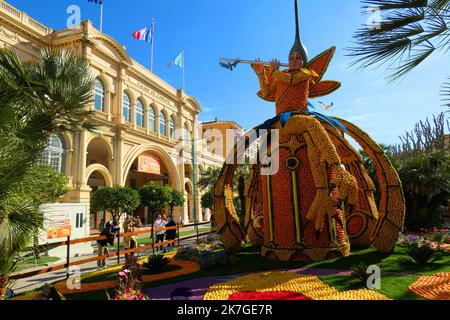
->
[151,18,155,72]
[99,0,104,33]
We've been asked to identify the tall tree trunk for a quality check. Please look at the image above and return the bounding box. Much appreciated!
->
[0,275,9,300]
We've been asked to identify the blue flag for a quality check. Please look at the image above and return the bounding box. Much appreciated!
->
[167,51,184,68]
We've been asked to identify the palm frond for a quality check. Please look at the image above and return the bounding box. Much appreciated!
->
[197,167,222,191]
[348,0,450,81]
[0,47,98,283]
[441,77,450,107]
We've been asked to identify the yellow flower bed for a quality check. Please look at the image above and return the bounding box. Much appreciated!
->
[409,273,450,300]
[204,271,389,300]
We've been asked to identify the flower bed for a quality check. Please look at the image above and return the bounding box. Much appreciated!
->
[54,258,200,295]
[203,271,390,300]
[174,235,239,269]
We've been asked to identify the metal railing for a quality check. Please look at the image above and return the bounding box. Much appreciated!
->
[10,221,213,281]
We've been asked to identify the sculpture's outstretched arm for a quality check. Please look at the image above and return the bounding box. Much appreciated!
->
[251,65,276,101]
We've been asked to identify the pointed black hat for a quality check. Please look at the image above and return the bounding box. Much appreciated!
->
[290,0,308,63]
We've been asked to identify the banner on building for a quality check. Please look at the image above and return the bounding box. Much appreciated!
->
[138,154,161,174]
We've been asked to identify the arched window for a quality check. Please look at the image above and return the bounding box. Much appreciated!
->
[136,100,144,127]
[123,92,131,122]
[169,116,176,139]
[159,112,166,136]
[40,134,64,172]
[94,78,105,112]
[148,106,156,132]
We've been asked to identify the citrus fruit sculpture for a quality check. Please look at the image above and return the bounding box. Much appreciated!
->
[214,0,406,262]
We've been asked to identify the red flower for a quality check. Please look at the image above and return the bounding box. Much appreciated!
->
[228,291,312,300]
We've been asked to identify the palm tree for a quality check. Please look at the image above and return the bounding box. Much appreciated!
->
[348,0,450,104]
[0,47,96,299]
[197,166,222,192]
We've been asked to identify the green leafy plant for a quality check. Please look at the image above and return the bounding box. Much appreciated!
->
[138,182,171,217]
[350,262,370,286]
[398,150,449,230]
[144,254,170,272]
[166,186,185,218]
[360,114,449,231]
[348,0,450,105]
[0,47,96,299]
[198,166,221,192]
[91,187,141,222]
[407,241,439,265]
[201,191,214,210]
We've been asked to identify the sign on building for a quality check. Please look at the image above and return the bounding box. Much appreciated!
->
[39,203,93,258]
[138,154,161,174]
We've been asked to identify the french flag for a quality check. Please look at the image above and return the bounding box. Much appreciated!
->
[132,26,153,43]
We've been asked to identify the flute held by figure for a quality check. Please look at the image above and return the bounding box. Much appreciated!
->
[219,58,289,71]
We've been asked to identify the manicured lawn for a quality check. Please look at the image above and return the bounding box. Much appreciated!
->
[15,256,60,272]
[42,244,450,300]
[320,274,422,300]
[115,227,213,247]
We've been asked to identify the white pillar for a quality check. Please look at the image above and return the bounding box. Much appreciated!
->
[204,208,211,222]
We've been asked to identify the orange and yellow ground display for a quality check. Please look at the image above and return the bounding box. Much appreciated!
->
[204,271,389,300]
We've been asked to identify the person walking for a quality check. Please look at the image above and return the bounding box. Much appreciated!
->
[123,216,139,264]
[165,216,177,247]
[96,219,119,269]
[153,214,167,252]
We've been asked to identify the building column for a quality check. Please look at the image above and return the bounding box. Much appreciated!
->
[105,89,112,122]
[113,131,124,186]
[67,130,91,203]
[144,106,150,134]
[131,102,137,130]
[114,67,124,124]
[155,105,161,139]
[195,193,203,223]
[204,208,211,222]
[183,193,190,225]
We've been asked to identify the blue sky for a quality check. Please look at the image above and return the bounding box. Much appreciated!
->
[7,0,449,145]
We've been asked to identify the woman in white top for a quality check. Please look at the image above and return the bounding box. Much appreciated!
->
[153,214,167,252]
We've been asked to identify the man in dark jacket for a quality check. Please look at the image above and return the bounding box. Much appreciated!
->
[96,220,119,269]
[165,217,177,247]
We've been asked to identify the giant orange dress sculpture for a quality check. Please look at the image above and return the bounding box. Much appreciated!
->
[214,0,406,261]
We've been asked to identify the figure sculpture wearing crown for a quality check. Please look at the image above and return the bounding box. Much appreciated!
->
[214,0,406,261]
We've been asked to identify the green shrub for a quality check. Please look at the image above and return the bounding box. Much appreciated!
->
[350,263,370,286]
[407,242,438,265]
[398,151,449,231]
[144,254,170,272]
